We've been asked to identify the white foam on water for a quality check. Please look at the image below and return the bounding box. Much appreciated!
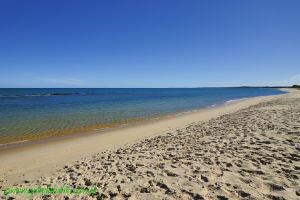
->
[226,98,249,104]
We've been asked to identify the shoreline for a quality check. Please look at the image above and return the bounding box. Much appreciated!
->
[0,90,287,151]
[0,89,293,187]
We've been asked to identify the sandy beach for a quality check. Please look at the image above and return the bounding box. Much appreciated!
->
[2,0,300,199]
[0,89,299,199]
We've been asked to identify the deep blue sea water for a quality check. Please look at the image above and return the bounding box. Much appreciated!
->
[0,88,285,144]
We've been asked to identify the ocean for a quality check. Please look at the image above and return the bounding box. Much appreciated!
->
[0,88,285,145]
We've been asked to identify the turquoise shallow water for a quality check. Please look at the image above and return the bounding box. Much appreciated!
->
[0,88,285,144]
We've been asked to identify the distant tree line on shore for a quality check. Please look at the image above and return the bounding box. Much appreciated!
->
[292,85,300,88]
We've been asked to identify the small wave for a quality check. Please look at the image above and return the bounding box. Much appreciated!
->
[24,94,51,97]
[0,92,90,98]
[49,92,83,96]
[0,139,28,147]
[226,98,249,103]
[0,95,21,98]
[28,92,88,96]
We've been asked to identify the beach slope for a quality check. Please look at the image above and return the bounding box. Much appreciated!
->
[1,89,299,199]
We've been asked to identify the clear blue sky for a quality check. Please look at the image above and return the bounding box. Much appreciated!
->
[0,0,299,88]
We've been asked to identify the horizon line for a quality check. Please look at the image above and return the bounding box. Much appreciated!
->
[0,86,294,89]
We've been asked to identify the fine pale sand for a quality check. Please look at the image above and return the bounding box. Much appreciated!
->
[0,89,299,199]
